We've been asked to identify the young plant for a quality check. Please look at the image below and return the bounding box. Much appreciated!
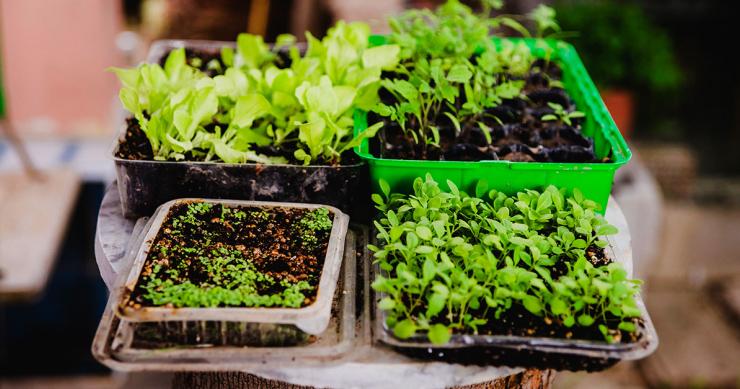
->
[138,202,323,309]
[294,207,334,250]
[371,174,642,345]
[370,0,575,152]
[111,21,398,166]
[541,102,585,126]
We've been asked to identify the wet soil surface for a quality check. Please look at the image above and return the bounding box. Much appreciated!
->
[128,201,333,308]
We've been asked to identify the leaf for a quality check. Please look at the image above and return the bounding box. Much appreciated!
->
[426,292,447,317]
[563,316,575,327]
[475,179,489,198]
[596,224,619,236]
[521,295,542,315]
[447,64,472,83]
[416,226,433,241]
[537,191,553,211]
[577,314,595,326]
[447,180,460,197]
[338,121,383,154]
[541,114,557,121]
[232,94,272,129]
[390,79,418,101]
[393,319,417,339]
[618,321,636,332]
[428,324,452,345]
[379,179,391,198]
[236,33,271,68]
[371,193,384,206]
[550,298,568,315]
[164,47,186,82]
[220,46,234,67]
[422,258,436,285]
[298,118,329,160]
[294,149,311,165]
[415,245,435,255]
[119,88,141,115]
[378,297,396,310]
[109,67,140,90]
[362,44,400,70]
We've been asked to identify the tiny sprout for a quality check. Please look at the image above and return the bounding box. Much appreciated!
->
[541,102,585,126]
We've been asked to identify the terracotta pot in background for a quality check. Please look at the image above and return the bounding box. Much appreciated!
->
[601,89,634,139]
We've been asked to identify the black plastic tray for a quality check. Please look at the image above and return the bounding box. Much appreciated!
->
[372,235,658,372]
[112,39,369,219]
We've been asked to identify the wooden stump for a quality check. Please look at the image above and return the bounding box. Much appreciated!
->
[172,369,555,389]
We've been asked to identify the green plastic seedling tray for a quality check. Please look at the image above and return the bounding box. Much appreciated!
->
[354,36,631,213]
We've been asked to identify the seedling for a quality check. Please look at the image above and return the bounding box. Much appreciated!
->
[370,0,580,153]
[132,202,333,309]
[541,102,585,126]
[294,207,334,250]
[111,21,397,166]
[371,174,642,345]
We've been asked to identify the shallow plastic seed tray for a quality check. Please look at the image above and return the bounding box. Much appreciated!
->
[93,231,357,369]
[113,39,368,219]
[354,36,632,213]
[112,198,349,336]
[373,231,658,372]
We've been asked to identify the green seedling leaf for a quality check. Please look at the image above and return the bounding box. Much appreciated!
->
[416,226,433,241]
[393,319,417,339]
[447,64,472,83]
[362,44,401,70]
[428,324,452,345]
[522,295,542,315]
[378,297,396,310]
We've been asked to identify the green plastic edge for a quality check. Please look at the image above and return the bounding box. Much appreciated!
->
[353,35,632,212]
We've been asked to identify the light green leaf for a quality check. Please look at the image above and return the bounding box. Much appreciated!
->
[447,64,472,83]
[362,44,400,70]
[378,297,396,310]
[393,319,417,339]
[427,292,447,318]
[232,93,272,129]
[521,295,542,315]
[428,324,451,345]
[416,226,433,240]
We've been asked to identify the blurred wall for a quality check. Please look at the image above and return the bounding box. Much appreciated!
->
[0,0,124,136]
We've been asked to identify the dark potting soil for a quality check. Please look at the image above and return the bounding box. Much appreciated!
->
[370,60,611,163]
[116,118,154,160]
[128,202,333,309]
[454,304,643,344]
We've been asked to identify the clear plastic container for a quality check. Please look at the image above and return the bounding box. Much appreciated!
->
[112,198,350,336]
[92,230,358,370]
[373,233,658,372]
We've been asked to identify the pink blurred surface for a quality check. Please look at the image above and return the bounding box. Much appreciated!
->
[0,0,125,135]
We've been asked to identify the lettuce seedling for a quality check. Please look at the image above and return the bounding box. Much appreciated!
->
[112,21,398,166]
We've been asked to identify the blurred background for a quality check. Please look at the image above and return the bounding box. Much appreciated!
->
[0,0,738,387]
